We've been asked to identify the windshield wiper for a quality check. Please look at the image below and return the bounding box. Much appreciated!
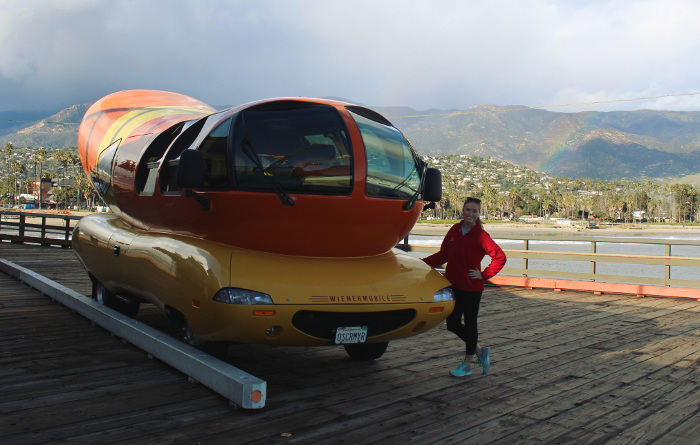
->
[402,162,427,211]
[241,138,295,206]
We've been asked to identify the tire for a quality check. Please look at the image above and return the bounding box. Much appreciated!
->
[344,342,389,360]
[183,320,229,358]
[91,278,140,318]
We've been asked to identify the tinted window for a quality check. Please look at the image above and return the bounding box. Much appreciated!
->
[349,110,420,199]
[136,122,186,195]
[160,117,208,194]
[199,117,232,188]
[233,102,352,195]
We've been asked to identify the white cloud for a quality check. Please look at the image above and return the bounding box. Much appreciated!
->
[0,0,699,112]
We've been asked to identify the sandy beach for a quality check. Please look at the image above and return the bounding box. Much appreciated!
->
[5,210,700,238]
[410,221,700,238]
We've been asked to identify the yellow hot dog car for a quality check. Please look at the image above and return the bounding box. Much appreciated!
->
[73,90,453,359]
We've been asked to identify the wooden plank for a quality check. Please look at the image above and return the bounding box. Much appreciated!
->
[377,294,700,444]
[1,241,699,444]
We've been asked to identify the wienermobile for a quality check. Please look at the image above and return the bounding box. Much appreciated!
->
[73,90,454,359]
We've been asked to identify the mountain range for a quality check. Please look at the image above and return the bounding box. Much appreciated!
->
[0,104,89,149]
[2,102,699,182]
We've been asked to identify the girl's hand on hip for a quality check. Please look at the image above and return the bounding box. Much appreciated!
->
[468,269,483,280]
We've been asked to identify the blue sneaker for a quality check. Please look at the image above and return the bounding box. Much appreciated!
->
[477,347,490,374]
[450,361,471,377]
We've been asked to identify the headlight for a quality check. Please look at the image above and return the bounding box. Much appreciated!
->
[433,287,454,302]
[213,288,274,305]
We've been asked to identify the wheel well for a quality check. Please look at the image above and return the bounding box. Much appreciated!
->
[165,305,186,330]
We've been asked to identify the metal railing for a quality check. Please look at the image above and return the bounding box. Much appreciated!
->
[0,211,83,247]
[3,212,698,295]
[501,234,699,289]
[401,233,700,292]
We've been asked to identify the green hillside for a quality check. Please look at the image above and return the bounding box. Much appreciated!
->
[379,106,700,180]
[0,104,88,148]
[2,102,700,181]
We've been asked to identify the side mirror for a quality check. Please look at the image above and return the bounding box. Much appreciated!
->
[423,168,442,202]
[176,149,204,188]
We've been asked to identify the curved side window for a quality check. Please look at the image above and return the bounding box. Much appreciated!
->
[93,139,120,197]
[136,122,186,195]
[348,109,420,199]
[160,117,208,194]
[199,117,232,189]
[232,102,352,195]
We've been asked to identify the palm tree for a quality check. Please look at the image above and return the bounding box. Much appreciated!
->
[610,194,624,222]
[29,154,38,204]
[582,197,595,220]
[3,142,13,204]
[75,172,94,210]
[35,148,48,208]
[507,187,520,219]
[445,177,461,219]
[647,199,659,223]
[496,194,507,219]
[54,150,68,180]
[37,148,47,176]
[30,154,39,180]
[12,160,25,205]
[563,194,577,219]
[70,152,80,177]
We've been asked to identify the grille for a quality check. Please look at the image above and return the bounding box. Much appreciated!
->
[291,309,416,340]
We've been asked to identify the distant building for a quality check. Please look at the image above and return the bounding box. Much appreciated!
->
[633,210,646,222]
[33,178,54,207]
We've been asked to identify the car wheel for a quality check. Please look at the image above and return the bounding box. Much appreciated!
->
[344,342,389,360]
[183,320,229,358]
[91,278,140,318]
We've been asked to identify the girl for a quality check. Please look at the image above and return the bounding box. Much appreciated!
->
[423,197,506,376]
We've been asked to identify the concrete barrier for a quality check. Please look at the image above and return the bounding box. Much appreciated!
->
[0,258,267,409]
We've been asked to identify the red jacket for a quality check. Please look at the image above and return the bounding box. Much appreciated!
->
[423,222,506,292]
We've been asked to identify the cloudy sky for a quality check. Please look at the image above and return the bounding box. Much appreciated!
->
[1,0,699,114]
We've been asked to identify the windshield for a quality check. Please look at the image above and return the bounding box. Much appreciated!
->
[232,102,352,195]
[348,109,420,199]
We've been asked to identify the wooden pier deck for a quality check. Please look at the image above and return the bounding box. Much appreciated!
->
[1,242,699,444]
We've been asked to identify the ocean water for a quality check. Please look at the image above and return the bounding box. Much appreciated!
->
[406,234,700,284]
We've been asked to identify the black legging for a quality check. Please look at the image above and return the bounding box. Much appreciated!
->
[446,288,483,355]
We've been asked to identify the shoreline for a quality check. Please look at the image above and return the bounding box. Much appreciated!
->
[411,222,700,237]
[7,210,700,238]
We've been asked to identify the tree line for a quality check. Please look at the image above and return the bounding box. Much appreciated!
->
[1,143,98,210]
[426,155,699,224]
[1,145,698,223]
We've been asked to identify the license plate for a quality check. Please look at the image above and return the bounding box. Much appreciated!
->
[335,326,368,344]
